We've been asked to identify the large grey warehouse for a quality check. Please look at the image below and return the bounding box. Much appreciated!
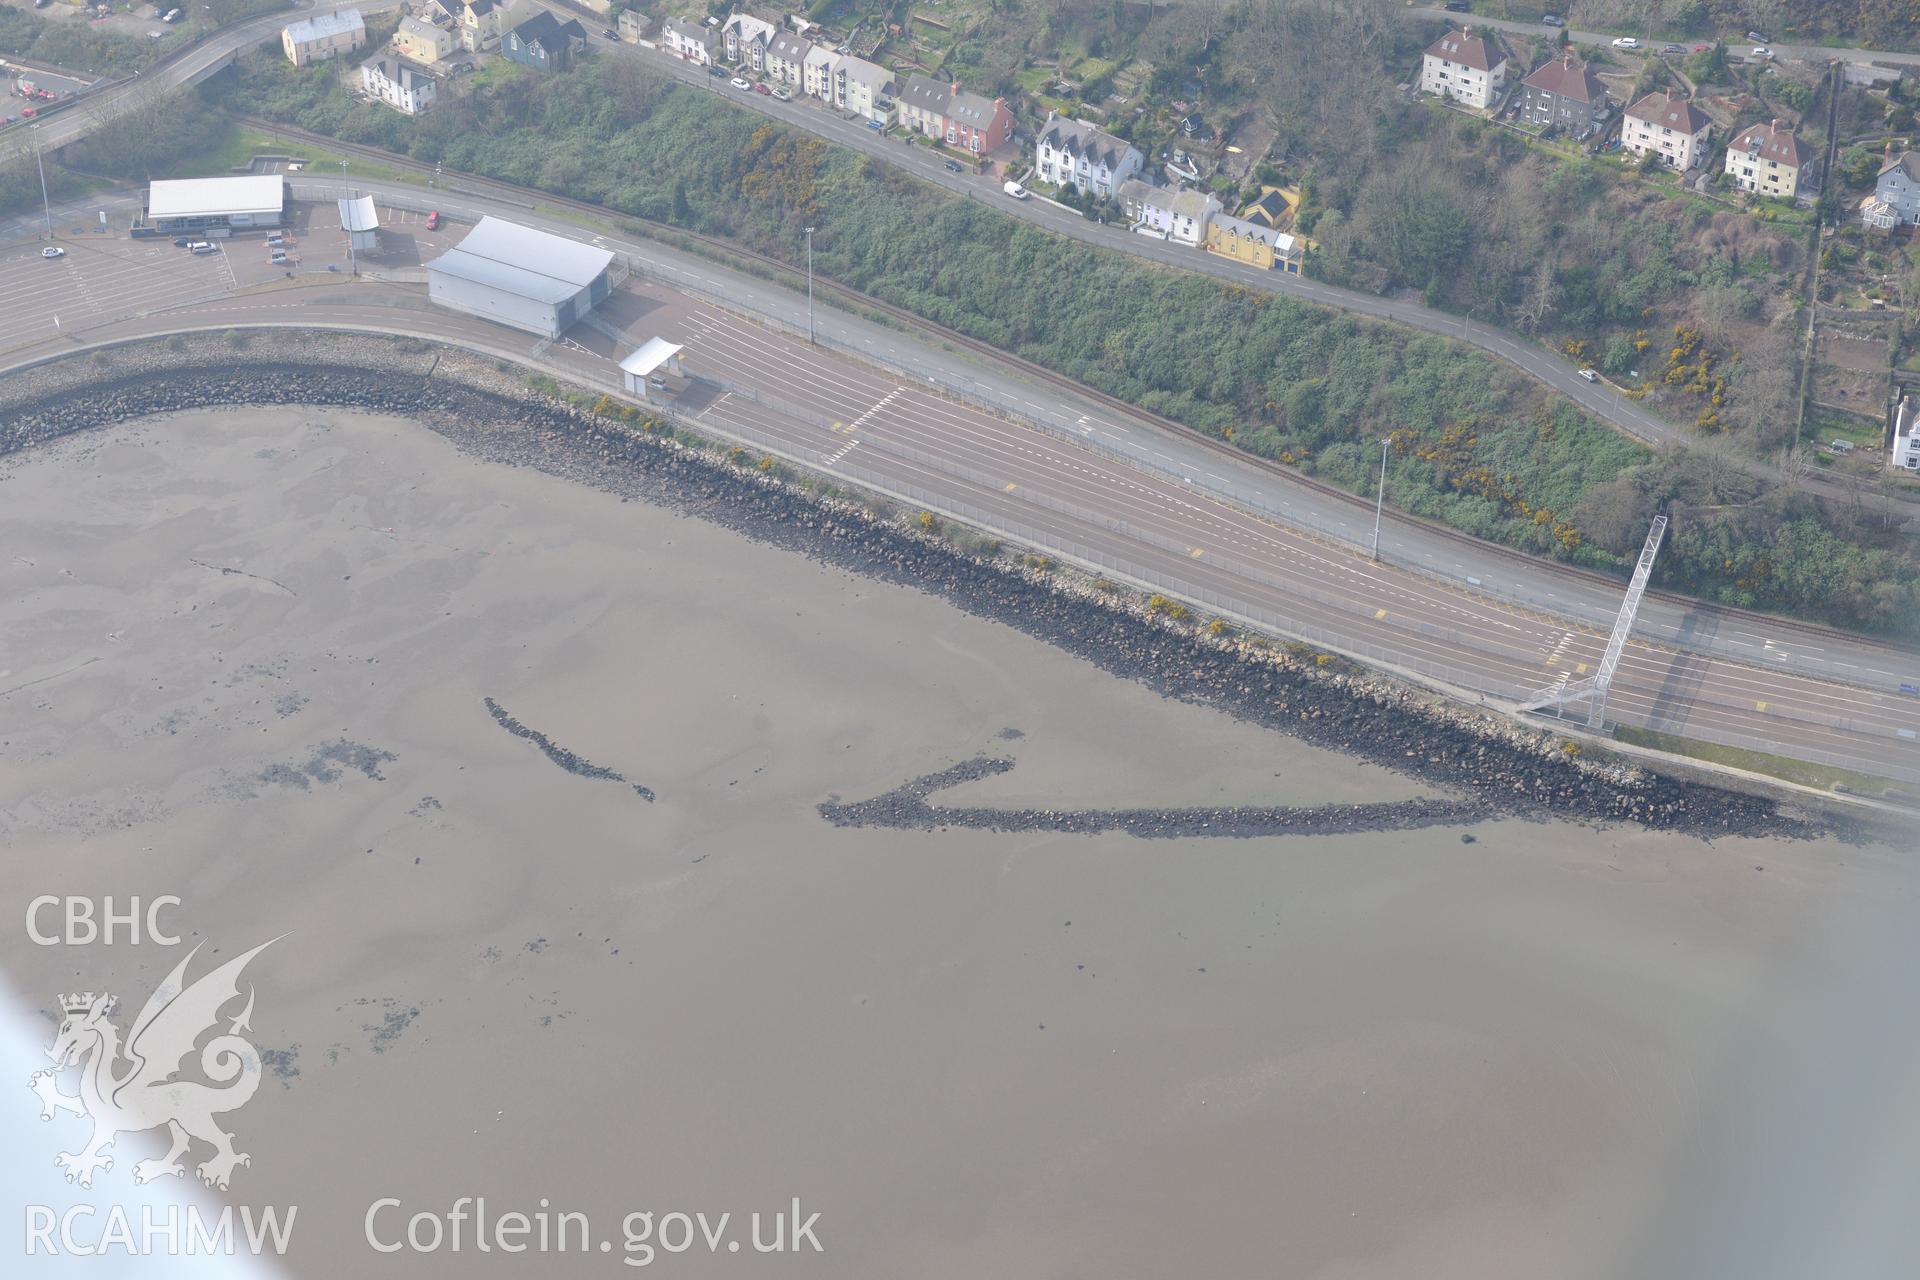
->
[424,217,615,339]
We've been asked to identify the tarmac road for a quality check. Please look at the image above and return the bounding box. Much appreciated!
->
[1402,6,1920,69]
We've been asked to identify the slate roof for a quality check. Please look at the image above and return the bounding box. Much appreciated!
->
[1038,114,1136,170]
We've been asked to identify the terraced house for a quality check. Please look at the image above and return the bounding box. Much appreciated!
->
[898,75,952,139]
[659,15,712,64]
[1420,27,1508,110]
[943,89,1014,155]
[765,30,812,89]
[1621,90,1712,170]
[1725,119,1815,200]
[1035,113,1144,199]
[1518,54,1610,137]
[721,12,775,73]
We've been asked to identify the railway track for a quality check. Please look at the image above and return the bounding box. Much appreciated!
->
[237,116,1918,658]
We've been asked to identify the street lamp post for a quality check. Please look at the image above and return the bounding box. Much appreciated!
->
[1371,436,1391,562]
[32,125,51,241]
[804,225,815,344]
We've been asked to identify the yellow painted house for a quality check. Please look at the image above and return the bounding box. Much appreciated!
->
[1206,215,1303,273]
[1725,119,1816,201]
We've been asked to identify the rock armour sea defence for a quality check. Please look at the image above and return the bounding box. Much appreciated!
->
[0,336,1869,843]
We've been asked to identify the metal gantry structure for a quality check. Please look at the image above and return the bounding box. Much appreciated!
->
[1520,515,1668,729]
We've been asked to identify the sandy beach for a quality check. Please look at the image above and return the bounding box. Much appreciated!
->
[2,406,1915,1278]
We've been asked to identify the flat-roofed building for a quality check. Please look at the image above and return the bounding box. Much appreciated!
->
[145,175,286,233]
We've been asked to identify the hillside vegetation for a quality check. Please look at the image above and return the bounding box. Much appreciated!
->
[200,49,1920,634]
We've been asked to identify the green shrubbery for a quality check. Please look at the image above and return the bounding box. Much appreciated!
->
[200,52,1919,632]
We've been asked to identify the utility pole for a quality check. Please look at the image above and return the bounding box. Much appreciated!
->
[804,224,815,344]
[1370,436,1390,561]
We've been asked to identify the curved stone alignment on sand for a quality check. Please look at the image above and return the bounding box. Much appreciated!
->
[484,698,655,802]
[0,334,1876,843]
[820,757,1491,839]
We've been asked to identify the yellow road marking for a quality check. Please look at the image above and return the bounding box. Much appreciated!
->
[1756,700,1768,712]
[1374,608,1387,620]
[1188,547,1204,558]
[1003,482,1017,493]
[1574,662,1588,675]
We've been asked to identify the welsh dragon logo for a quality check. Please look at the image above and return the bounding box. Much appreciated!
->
[28,938,280,1191]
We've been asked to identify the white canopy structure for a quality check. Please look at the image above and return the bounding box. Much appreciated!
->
[620,338,685,394]
[338,195,378,252]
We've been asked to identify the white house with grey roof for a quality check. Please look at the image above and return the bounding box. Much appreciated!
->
[721,12,775,71]
[834,54,895,123]
[1867,151,1920,227]
[660,15,712,63]
[1035,113,1143,199]
[1118,179,1219,245]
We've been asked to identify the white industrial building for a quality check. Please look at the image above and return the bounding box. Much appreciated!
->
[423,217,614,339]
[145,175,287,233]
[338,195,379,253]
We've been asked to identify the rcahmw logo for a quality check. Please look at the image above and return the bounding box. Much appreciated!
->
[28,938,281,1191]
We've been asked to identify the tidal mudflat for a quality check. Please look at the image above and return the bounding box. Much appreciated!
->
[1,406,1913,1278]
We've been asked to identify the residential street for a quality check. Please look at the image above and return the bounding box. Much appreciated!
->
[1404,6,1920,69]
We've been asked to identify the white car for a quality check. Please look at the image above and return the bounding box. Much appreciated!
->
[40,245,64,259]
[770,88,791,101]
[1611,36,1639,49]
[1751,46,1774,59]
[730,76,752,90]
[1002,180,1030,199]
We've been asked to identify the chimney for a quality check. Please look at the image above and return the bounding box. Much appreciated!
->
[1772,117,1782,132]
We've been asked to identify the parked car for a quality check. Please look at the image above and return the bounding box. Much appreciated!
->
[865,118,884,131]
[1578,367,1598,381]
[943,159,962,172]
[173,236,191,247]
[1747,29,1770,41]
[730,76,752,90]
[770,88,790,101]
[19,107,35,118]
[269,251,288,264]
[1693,43,1710,51]
[648,373,668,391]
[41,245,63,259]
[1443,0,1467,10]
[1899,682,1919,696]
[1662,43,1684,53]
[1611,36,1639,48]
[425,210,441,231]
[1002,180,1029,199]
[1541,13,1563,24]
[1751,46,1773,59]
[707,65,725,77]
[189,242,216,255]
[600,27,617,40]
[753,82,771,95]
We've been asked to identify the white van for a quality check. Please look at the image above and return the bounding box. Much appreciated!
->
[1002,180,1029,200]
